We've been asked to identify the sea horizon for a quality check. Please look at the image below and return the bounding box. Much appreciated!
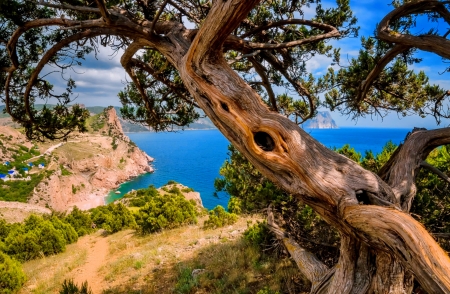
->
[106,127,413,209]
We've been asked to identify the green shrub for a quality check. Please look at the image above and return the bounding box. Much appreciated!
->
[243,221,273,250]
[175,266,198,294]
[0,219,10,241]
[60,165,72,176]
[0,252,26,294]
[181,187,194,193]
[49,216,78,244]
[168,186,181,194]
[136,193,197,234]
[90,203,136,234]
[3,215,78,261]
[203,206,237,229]
[0,173,44,202]
[227,197,242,214]
[124,185,159,208]
[65,207,93,237]
[166,180,177,185]
[59,279,93,294]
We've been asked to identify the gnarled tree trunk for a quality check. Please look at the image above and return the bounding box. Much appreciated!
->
[171,1,450,293]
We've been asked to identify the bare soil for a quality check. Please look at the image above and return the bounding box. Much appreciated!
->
[19,215,262,294]
[71,232,110,294]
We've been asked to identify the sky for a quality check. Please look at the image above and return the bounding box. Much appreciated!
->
[7,0,450,129]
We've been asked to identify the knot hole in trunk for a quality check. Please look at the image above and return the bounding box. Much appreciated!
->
[220,102,229,112]
[254,131,275,151]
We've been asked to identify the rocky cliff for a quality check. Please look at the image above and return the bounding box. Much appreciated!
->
[28,107,154,211]
[303,111,338,129]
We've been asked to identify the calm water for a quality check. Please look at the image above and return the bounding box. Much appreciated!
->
[105,128,411,209]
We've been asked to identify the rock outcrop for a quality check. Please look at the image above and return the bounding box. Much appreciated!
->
[28,107,154,211]
[303,111,338,129]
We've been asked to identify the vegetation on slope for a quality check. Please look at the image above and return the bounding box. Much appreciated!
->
[0,134,48,202]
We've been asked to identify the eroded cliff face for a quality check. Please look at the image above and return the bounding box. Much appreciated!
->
[29,108,154,211]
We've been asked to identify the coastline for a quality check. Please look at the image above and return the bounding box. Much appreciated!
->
[103,170,154,205]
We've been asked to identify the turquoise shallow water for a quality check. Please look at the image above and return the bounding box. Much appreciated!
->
[105,128,411,209]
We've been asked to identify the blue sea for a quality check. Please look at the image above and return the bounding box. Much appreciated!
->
[105,128,411,209]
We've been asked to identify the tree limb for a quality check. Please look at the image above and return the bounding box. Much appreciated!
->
[378,127,450,211]
[21,29,107,124]
[150,0,170,34]
[356,44,411,104]
[377,0,450,60]
[94,0,112,24]
[248,57,278,111]
[129,58,199,108]
[313,237,372,294]
[267,206,329,287]
[120,41,156,118]
[421,161,450,184]
[260,50,316,122]
[167,0,201,24]
[344,205,450,294]
[239,19,340,39]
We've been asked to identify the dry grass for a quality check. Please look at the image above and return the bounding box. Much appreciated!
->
[19,242,88,294]
[55,141,99,162]
[18,214,308,294]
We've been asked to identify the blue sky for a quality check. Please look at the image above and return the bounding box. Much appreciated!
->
[9,0,450,129]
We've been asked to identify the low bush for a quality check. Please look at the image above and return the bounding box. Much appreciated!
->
[203,206,237,229]
[65,207,94,237]
[59,279,93,294]
[243,221,274,251]
[0,252,26,294]
[227,197,242,214]
[125,185,159,207]
[2,215,78,261]
[174,266,198,294]
[136,193,197,234]
[90,203,136,234]
[181,187,194,193]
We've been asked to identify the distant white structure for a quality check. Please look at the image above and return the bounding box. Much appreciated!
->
[38,163,45,169]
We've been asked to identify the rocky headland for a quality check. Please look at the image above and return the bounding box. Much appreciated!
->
[27,107,154,211]
[0,107,154,213]
[303,111,338,129]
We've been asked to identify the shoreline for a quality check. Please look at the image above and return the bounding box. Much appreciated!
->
[103,170,154,205]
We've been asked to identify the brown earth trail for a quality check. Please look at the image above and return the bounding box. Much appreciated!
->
[71,232,109,294]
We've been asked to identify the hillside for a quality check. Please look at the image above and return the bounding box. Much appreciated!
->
[17,214,282,294]
[0,107,154,211]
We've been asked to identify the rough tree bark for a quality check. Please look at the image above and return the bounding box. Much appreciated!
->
[3,0,450,293]
[176,1,450,293]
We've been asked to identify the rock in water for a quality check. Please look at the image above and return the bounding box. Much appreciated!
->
[303,111,338,129]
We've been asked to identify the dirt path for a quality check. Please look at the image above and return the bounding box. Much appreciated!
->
[72,232,109,294]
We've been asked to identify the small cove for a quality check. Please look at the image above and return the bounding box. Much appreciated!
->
[105,128,411,209]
